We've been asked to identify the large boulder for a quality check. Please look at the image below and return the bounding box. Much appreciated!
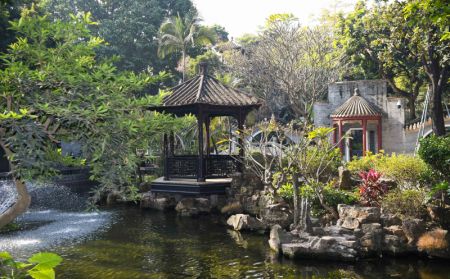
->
[359,223,383,256]
[260,203,293,229]
[175,197,211,217]
[381,214,402,227]
[268,224,293,254]
[382,234,408,255]
[402,218,426,245]
[226,214,266,231]
[338,205,381,225]
[337,166,353,190]
[281,235,358,261]
[140,193,176,211]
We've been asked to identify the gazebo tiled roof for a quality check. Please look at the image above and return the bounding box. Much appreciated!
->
[331,89,382,118]
[149,63,261,116]
[163,74,260,107]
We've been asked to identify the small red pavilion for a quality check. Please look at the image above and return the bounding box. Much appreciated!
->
[331,88,382,160]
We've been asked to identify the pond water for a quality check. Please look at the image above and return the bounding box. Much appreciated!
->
[39,208,450,279]
[1,182,450,279]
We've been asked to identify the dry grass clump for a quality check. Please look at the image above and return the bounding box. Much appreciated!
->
[417,229,448,251]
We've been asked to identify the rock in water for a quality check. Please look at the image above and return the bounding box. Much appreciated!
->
[268,224,293,254]
[226,214,266,231]
[175,198,211,217]
[140,192,176,211]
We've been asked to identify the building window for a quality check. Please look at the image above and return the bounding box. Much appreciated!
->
[369,130,376,154]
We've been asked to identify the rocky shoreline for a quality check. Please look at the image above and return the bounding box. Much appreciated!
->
[139,172,450,262]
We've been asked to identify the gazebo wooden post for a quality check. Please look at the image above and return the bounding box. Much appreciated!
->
[197,107,205,182]
[205,116,211,156]
[169,131,175,156]
[163,133,169,180]
[362,119,367,156]
[377,118,382,152]
[237,110,245,172]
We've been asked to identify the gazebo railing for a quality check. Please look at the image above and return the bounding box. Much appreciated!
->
[166,155,198,179]
[165,155,238,180]
[206,155,237,178]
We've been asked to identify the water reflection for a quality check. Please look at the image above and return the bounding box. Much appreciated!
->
[49,208,450,279]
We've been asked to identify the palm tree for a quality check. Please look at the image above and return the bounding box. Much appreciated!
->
[158,13,216,81]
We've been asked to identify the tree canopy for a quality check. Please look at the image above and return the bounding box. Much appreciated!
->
[43,0,196,76]
[0,6,182,227]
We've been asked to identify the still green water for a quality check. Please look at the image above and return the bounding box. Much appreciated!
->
[52,208,450,279]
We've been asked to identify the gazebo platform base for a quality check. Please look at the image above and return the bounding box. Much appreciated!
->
[150,177,232,195]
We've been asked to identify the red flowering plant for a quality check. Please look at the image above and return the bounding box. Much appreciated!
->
[358,169,388,207]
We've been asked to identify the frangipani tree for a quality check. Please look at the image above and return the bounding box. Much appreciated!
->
[229,14,344,123]
[233,118,343,230]
[158,12,216,81]
[0,6,174,228]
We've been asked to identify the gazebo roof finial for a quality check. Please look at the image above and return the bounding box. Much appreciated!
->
[331,88,381,118]
[199,62,208,75]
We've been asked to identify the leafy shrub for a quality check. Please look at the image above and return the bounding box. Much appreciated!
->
[382,189,427,218]
[376,153,429,188]
[348,152,429,188]
[358,169,388,206]
[419,135,450,180]
[311,185,358,217]
[347,151,385,173]
[428,181,450,207]
[304,146,342,182]
[0,252,61,279]
[278,181,358,217]
[45,148,86,167]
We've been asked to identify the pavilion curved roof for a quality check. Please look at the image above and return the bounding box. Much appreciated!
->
[331,89,382,119]
[163,74,260,107]
[149,64,261,117]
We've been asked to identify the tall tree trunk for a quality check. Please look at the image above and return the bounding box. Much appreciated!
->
[430,82,446,136]
[408,95,417,120]
[182,49,186,82]
[0,141,31,229]
[292,173,300,228]
[422,31,447,136]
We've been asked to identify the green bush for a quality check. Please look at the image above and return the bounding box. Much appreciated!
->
[347,151,385,173]
[418,135,450,180]
[381,189,427,218]
[347,152,429,188]
[278,181,358,217]
[311,185,358,216]
[376,153,429,187]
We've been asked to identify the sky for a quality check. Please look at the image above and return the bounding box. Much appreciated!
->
[192,0,358,38]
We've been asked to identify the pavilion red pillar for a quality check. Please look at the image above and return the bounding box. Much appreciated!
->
[338,120,343,154]
[377,118,382,152]
[362,119,367,156]
[332,121,337,145]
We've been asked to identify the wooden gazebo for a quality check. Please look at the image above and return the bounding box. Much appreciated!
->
[148,63,261,194]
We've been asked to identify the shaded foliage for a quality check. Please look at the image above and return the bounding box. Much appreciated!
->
[43,0,196,76]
